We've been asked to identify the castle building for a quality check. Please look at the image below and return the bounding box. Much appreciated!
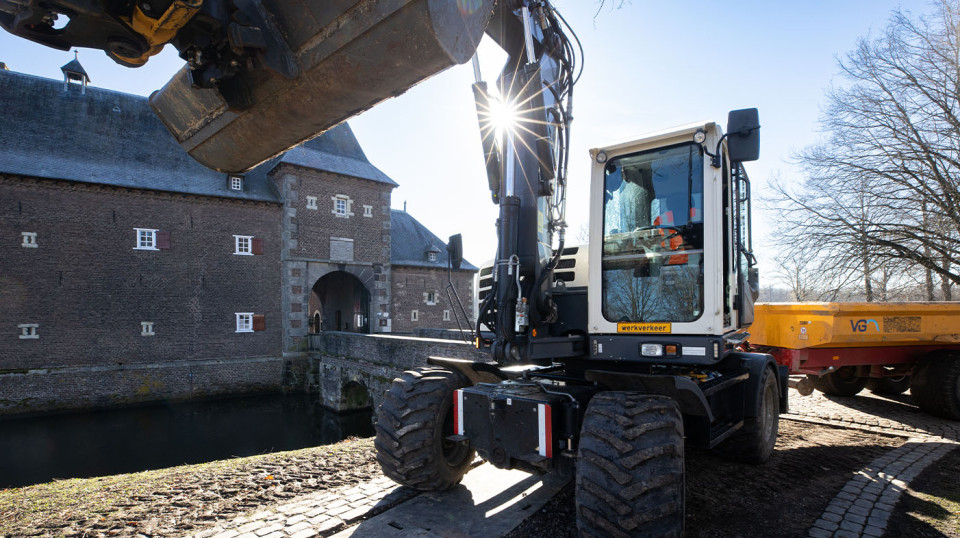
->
[0,61,476,415]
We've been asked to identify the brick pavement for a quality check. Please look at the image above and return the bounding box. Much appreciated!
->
[784,386,959,538]
[192,476,418,538]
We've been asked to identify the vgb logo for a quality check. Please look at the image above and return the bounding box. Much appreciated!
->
[850,319,880,332]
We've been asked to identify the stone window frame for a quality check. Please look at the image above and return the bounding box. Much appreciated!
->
[234,235,254,255]
[363,204,373,217]
[236,312,254,333]
[141,321,155,336]
[21,231,37,248]
[411,310,419,322]
[443,310,451,321]
[134,228,158,250]
[18,323,39,339]
[331,194,354,218]
[306,196,318,210]
[425,291,437,305]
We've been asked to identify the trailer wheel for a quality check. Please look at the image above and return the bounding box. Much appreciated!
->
[714,366,779,463]
[576,393,684,538]
[808,367,867,397]
[910,353,960,420]
[374,366,475,490]
[866,375,910,395]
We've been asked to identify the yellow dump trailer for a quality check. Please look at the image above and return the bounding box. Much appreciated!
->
[750,302,960,350]
[745,302,960,421]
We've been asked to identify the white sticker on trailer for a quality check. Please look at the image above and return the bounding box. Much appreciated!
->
[686,346,706,356]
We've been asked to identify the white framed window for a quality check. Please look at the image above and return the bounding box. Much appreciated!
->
[18,324,39,339]
[331,195,353,218]
[21,232,37,248]
[306,196,318,210]
[234,235,253,255]
[425,291,437,305]
[236,313,254,333]
[141,321,155,336]
[230,175,243,191]
[134,228,158,250]
[443,310,451,321]
[411,310,419,322]
[363,204,373,217]
[428,252,438,262]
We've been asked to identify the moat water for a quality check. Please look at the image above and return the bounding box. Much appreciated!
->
[0,394,374,488]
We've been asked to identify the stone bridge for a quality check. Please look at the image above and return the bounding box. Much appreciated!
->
[307,332,487,412]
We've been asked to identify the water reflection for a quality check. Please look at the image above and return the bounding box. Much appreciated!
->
[0,394,374,488]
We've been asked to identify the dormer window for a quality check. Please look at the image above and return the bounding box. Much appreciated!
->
[229,175,244,191]
[425,246,441,263]
[60,52,90,94]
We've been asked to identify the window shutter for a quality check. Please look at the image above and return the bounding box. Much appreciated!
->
[253,314,265,331]
[252,237,263,255]
[156,231,171,250]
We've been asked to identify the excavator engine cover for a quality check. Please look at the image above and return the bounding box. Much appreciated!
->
[149,0,495,172]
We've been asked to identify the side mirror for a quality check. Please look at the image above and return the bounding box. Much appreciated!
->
[726,108,760,163]
[447,234,463,272]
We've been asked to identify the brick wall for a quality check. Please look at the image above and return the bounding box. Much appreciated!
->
[0,175,285,413]
[0,356,306,415]
[391,266,475,334]
[274,164,392,264]
[274,164,395,345]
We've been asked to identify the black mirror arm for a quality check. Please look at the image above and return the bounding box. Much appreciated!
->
[702,133,728,169]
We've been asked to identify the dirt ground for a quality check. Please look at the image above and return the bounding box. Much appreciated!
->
[0,418,948,538]
[506,419,906,538]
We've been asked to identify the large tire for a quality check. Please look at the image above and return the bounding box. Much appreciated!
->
[374,366,475,490]
[866,375,910,395]
[808,367,867,397]
[576,393,684,538]
[910,353,960,420]
[714,366,779,463]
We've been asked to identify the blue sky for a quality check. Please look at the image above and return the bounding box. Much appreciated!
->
[0,0,928,281]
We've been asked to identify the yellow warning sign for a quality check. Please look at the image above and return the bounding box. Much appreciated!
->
[617,322,672,334]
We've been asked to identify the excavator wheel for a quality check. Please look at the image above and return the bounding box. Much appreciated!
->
[713,366,779,463]
[866,375,910,395]
[910,352,960,420]
[374,366,475,490]
[808,367,867,397]
[576,393,684,538]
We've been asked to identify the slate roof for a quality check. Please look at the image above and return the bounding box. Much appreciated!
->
[278,125,397,187]
[391,209,478,271]
[0,69,396,201]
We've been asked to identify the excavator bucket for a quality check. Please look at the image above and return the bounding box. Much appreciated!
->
[149,0,496,173]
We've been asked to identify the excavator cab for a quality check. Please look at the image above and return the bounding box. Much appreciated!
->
[587,110,760,365]
[1,0,498,172]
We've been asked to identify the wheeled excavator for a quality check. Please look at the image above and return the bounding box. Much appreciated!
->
[2,0,785,534]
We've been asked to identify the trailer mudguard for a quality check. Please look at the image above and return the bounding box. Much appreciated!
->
[724,351,788,415]
[584,370,714,421]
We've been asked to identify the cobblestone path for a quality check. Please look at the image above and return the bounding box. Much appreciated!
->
[785,387,959,538]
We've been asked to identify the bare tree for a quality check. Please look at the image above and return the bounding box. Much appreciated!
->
[768,2,960,301]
